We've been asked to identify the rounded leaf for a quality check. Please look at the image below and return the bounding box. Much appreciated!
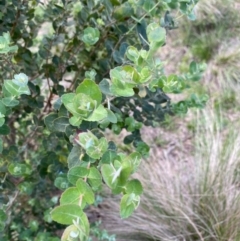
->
[68,166,89,185]
[81,27,100,45]
[12,73,29,87]
[126,179,143,195]
[51,204,85,225]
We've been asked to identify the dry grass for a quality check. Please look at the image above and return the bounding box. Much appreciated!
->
[204,38,240,93]
[193,0,236,25]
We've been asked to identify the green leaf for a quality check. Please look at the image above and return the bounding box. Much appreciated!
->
[0,117,5,127]
[87,167,102,190]
[99,78,112,96]
[101,150,118,164]
[2,97,19,107]
[78,131,108,159]
[61,93,75,106]
[0,209,7,231]
[101,164,117,189]
[0,209,7,222]
[81,27,100,45]
[53,117,69,132]
[44,113,59,130]
[125,179,143,195]
[54,175,70,190]
[51,204,85,225]
[69,116,82,127]
[113,2,134,20]
[120,194,140,218]
[85,69,97,81]
[8,163,32,176]
[61,93,83,116]
[126,46,139,63]
[12,73,29,87]
[139,66,152,83]
[87,104,108,122]
[189,61,197,74]
[0,124,10,135]
[60,187,87,208]
[0,137,3,154]
[88,137,108,159]
[147,23,166,43]
[68,146,82,169]
[68,166,89,185]
[76,178,95,204]
[73,93,97,118]
[124,152,142,171]
[4,80,30,96]
[109,66,138,97]
[0,101,6,115]
[61,225,88,241]
[61,225,80,241]
[76,79,102,106]
[110,79,135,97]
[106,109,117,123]
[136,141,150,157]
[78,131,98,149]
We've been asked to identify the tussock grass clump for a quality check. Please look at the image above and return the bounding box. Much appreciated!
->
[204,38,240,93]
[179,0,240,62]
[101,110,240,241]
[193,0,237,25]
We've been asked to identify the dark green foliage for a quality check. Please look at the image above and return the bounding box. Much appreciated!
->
[0,0,206,240]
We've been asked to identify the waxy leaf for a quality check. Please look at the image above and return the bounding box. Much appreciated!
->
[51,204,85,225]
[53,117,69,132]
[68,166,89,185]
[76,178,95,204]
[87,105,108,122]
[99,78,111,96]
[69,116,82,126]
[76,79,102,106]
[54,175,70,190]
[4,80,30,96]
[120,194,140,218]
[110,78,135,97]
[8,163,31,176]
[2,97,19,107]
[124,152,142,171]
[61,225,80,241]
[0,117,5,127]
[87,167,102,190]
[106,109,117,123]
[81,27,100,45]
[68,146,82,168]
[78,131,108,159]
[126,46,139,63]
[0,124,10,135]
[44,113,58,130]
[60,187,87,208]
[126,179,143,195]
[101,164,117,189]
[101,150,118,164]
[0,101,6,115]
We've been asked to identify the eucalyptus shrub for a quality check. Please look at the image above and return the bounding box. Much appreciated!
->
[0,0,207,240]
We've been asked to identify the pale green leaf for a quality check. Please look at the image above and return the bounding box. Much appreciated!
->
[68,166,89,185]
[76,79,102,105]
[76,178,95,204]
[51,204,85,225]
[126,179,143,195]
